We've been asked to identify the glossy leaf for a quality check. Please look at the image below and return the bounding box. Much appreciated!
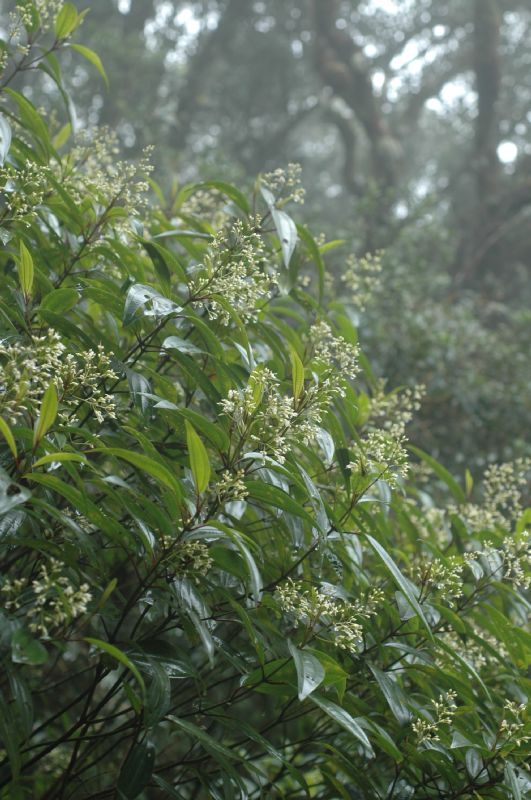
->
[288,640,325,700]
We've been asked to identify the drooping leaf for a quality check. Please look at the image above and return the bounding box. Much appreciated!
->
[70,43,109,86]
[365,533,433,637]
[84,638,145,697]
[310,694,375,757]
[288,640,325,701]
[116,741,156,799]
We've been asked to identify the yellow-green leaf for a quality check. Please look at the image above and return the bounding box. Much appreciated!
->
[17,241,34,299]
[55,3,79,38]
[290,346,304,400]
[185,420,211,494]
[33,384,58,448]
[0,418,17,459]
[52,121,71,149]
[70,44,108,87]
[94,448,182,500]
[32,452,87,469]
[84,638,145,696]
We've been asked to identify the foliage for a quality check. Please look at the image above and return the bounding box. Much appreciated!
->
[0,5,530,799]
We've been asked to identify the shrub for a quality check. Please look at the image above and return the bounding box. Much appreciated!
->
[0,5,529,799]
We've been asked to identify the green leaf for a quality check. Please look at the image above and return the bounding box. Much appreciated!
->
[369,664,411,725]
[117,741,155,799]
[365,533,433,638]
[54,2,79,38]
[505,762,522,800]
[123,283,180,326]
[33,383,58,448]
[409,446,465,503]
[157,404,229,451]
[200,522,262,604]
[32,452,87,469]
[0,417,17,459]
[144,662,171,727]
[297,224,325,303]
[193,180,251,214]
[141,239,186,287]
[244,480,315,525]
[0,468,31,515]
[161,335,203,356]
[261,185,298,267]
[185,420,211,494]
[84,638,145,696]
[0,114,12,165]
[11,629,48,665]
[70,44,109,87]
[40,287,79,314]
[288,640,325,701]
[17,241,34,299]
[310,694,374,757]
[290,346,305,400]
[95,448,182,501]
[4,89,52,159]
[167,716,242,762]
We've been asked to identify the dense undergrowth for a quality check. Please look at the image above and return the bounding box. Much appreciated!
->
[0,4,529,799]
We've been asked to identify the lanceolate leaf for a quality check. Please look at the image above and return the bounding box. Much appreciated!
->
[0,418,17,459]
[33,383,58,448]
[116,741,155,799]
[185,420,211,494]
[17,241,34,299]
[365,533,433,638]
[94,448,182,500]
[84,638,145,697]
[70,43,109,86]
[290,346,305,400]
[288,640,325,700]
[310,694,375,758]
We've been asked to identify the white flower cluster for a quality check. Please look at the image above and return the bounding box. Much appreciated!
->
[37,0,65,26]
[308,320,360,383]
[468,530,531,589]
[349,383,424,489]
[1,558,92,639]
[158,539,213,583]
[261,163,305,205]
[455,458,530,532]
[190,220,274,324]
[412,690,457,744]
[215,469,248,503]
[368,380,425,431]
[61,129,153,238]
[0,160,52,226]
[276,579,382,652]
[415,554,465,606]
[219,366,327,463]
[436,624,510,673]
[500,701,529,749]
[341,251,383,310]
[348,428,410,488]
[0,329,118,425]
[412,506,449,547]
[179,188,231,231]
